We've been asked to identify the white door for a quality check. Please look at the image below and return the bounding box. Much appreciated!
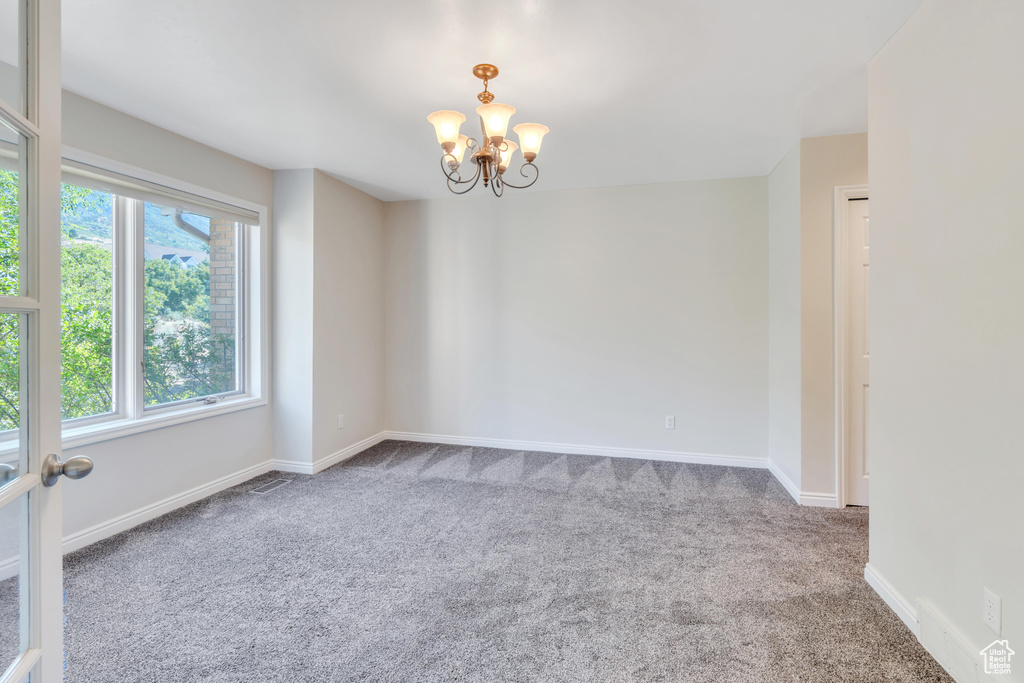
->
[1,0,88,681]
[845,197,870,506]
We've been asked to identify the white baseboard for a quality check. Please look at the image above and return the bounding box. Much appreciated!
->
[864,562,920,638]
[766,461,841,508]
[917,597,1015,683]
[0,431,838,576]
[270,431,387,474]
[0,460,275,580]
[62,459,275,556]
[6,432,390,568]
[382,431,768,469]
[36,429,749,568]
[269,460,313,474]
[862,565,1003,683]
[799,491,840,508]
[767,461,801,504]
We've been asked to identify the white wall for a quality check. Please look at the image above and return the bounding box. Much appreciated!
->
[63,92,272,209]
[868,0,1023,660]
[272,169,314,464]
[311,171,386,457]
[799,134,867,496]
[768,141,802,489]
[766,133,867,502]
[61,92,275,539]
[273,170,386,468]
[384,178,769,462]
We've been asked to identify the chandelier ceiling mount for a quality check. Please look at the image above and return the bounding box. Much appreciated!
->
[472,63,499,103]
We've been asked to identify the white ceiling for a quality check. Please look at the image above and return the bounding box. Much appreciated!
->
[55,0,923,201]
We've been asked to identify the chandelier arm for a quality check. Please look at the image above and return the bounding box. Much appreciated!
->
[492,173,504,197]
[495,162,539,189]
[446,162,483,195]
[440,154,463,183]
[440,137,484,184]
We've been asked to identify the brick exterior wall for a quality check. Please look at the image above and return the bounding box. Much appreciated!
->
[208,219,237,389]
[208,219,236,338]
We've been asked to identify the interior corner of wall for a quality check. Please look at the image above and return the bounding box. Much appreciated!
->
[767,458,801,504]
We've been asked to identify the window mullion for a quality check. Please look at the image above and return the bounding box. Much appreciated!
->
[236,223,246,395]
[120,197,145,419]
[134,198,145,418]
[113,194,127,421]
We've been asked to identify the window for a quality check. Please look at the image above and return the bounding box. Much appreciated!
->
[0,124,26,437]
[0,148,265,448]
[142,202,241,408]
[61,186,116,421]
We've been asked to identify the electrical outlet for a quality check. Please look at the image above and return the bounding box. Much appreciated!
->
[665,415,675,430]
[983,588,1001,634]
[337,414,344,429]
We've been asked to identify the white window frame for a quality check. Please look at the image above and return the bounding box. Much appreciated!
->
[55,191,123,430]
[25,147,266,450]
[133,199,248,415]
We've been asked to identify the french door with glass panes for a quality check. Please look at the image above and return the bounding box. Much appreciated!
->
[2,0,89,681]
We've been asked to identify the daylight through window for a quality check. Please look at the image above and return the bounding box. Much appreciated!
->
[0,154,261,441]
[143,202,241,407]
[61,185,115,421]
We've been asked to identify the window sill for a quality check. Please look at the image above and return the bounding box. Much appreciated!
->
[60,395,268,450]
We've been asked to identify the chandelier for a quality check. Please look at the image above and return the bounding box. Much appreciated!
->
[427,64,549,197]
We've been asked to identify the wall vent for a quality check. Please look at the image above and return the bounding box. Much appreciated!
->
[916,599,981,683]
[251,478,292,494]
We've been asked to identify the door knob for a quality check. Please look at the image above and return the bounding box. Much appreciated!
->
[41,453,94,487]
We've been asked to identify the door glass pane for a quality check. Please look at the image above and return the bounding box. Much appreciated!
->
[0,121,26,297]
[0,492,29,666]
[0,313,26,480]
[0,0,24,112]
[61,185,115,421]
[143,203,239,407]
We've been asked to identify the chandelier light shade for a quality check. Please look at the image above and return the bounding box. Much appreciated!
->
[427,110,466,153]
[498,140,518,173]
[512,123,549,163]
[476,102,516,145]
[427,64,548,197]
[450,134,471,168]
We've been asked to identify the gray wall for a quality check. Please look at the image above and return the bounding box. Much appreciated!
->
[767,141,802,489]
[384,178,769,461]
[868,0,1023,658]
[765,133,868,503]
[311,171,386,459]
[272,169,315,464]
[61,92,275,538]
[798,134,868,496]
[273,170,386,467]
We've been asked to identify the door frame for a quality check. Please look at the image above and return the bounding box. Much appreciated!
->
[0,0,66,680]
[833,184,869,509]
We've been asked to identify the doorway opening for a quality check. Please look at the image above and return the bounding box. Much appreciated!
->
[834,186,870,507]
